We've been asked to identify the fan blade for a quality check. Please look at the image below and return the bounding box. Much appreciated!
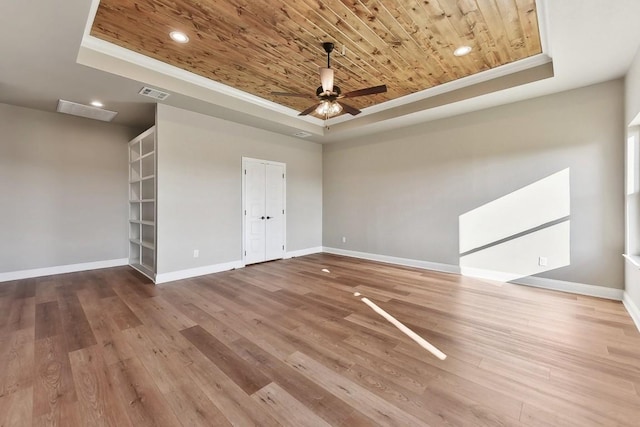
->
[342,84,387,98]
[271,92,314,98]
[319,67,334,93]
[298,103,321,116]
[338,101,361,116]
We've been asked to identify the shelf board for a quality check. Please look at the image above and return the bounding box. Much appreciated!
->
[129,126,156,285]
[129,220,155,226]
[129,263,155,282]
[129,238,155,250]
[140,261,155,271]
[130,152,155,164]
[129,175,155,184]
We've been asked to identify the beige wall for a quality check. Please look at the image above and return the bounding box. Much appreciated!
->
[156,104,322,274]
[324,80,625,289]
[0,103,135,272]
[0,78,629,296]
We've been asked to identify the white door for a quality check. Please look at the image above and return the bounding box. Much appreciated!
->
[265,163,285,261]
[243,158,286,264]
[244,160,267,264]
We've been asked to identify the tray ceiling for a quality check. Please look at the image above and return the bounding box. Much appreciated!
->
[90,0,542,117]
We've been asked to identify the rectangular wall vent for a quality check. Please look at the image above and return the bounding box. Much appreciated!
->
[293,131,312,138]
[138,86,170,100]
[56,100,118,122]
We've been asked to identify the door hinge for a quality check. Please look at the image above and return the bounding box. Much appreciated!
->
[244,210,246,215]
[244,250,246,256]
[282,245,284,250]
[282,173,285,179]
[244,169,247,175]
[282,209,284,214]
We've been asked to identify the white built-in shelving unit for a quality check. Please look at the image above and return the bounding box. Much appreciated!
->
[128,126,156,281]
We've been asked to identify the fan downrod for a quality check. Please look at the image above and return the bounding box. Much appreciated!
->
[322,42,335,68]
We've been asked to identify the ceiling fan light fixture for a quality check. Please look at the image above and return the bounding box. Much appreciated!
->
[315,100,342,118]
[169,31,189,43]
[453,45,472,56]
[276,42,383,118]
[319,67,334,93]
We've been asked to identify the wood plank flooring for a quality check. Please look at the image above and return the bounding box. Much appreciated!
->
[1,253,639,426]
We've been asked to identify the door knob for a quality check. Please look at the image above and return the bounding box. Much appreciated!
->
[260,216,265,220]
[266,216,272,219]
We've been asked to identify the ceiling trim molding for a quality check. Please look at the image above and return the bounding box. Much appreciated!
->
[323,61,555,141]
[81,33,552,131]
[77,42,326,137]
[79,0,554,140]
[325,53,552,126]
[536,0,553,57]
[84,0,101,38]
[80,35,319,123]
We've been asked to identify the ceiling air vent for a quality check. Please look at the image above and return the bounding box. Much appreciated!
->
[293,131,312,138]
[56,100,118,122]
[138,86,170,100]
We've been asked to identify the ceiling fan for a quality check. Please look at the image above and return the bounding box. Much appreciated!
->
[272,42,387,119]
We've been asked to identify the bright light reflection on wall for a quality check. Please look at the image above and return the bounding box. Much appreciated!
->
[627,134,639,196]
[459,169,571,282]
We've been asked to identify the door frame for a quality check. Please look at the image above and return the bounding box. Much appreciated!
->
[241,157,287,266]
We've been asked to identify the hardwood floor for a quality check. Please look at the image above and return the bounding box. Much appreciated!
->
[1,253,639,426]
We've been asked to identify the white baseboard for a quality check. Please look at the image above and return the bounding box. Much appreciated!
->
[321,247,623,301]
[0,258,129,282]
[459,266,523,283]
[322,247,460,274]
[285,246,323,259]
[623,292,640,332]
[155,260,244,284]
[512,275,623,301]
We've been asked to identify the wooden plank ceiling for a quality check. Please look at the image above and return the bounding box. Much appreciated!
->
[91,0,541,117]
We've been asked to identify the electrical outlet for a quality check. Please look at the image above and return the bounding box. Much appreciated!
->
[538,256,548,266]
[342,236,347,243]
[193,249,199,258]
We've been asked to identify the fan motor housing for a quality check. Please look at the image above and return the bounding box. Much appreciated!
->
[316,85,341,98]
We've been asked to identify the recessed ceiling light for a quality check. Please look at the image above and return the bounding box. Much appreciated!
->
[293,131,312,138]
[90,100,104,107]
[453,45,472,57]
[169,31,189,43]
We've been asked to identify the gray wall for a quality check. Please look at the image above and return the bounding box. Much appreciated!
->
[323,80,625,289]
[0,103,135,272]
[156,104,322,274]
[625,47,640,307]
